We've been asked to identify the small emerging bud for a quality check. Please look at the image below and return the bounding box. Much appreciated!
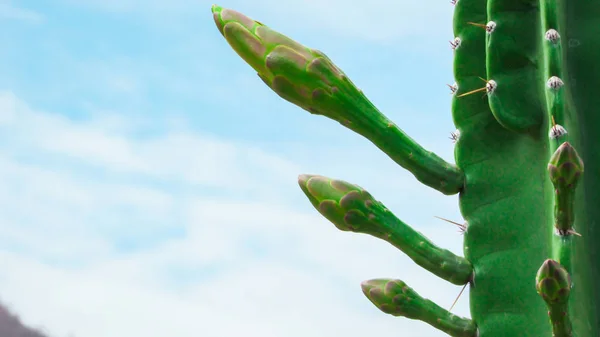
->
[548,142,584,189]
[548,142,584,235]
[536,259,571,304]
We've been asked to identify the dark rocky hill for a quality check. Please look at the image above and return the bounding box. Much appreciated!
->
[0,302,49,337]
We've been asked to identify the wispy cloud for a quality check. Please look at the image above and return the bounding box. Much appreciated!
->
[0,91,301,191]
[59,0,198,14]
[0,2,43,23]
[245,0,454,43]
[0,88,468,336]
[59,0,454,42]
[0,0,470,336]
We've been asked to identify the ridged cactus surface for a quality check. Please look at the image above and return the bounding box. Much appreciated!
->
[211,2,600,336]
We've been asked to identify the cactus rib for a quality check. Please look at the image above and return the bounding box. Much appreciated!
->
[563,1,600,333]
[298,174,473,285]
[361,279,477,337]
[211,5,465,195]
[541,0,567,144]
[484,0,545,133]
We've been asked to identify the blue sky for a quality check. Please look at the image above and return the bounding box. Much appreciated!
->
[0,1,471,336]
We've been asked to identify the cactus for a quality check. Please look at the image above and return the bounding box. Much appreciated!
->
[211,2,600,336]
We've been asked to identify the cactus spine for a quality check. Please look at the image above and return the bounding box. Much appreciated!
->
[211,2,600,336]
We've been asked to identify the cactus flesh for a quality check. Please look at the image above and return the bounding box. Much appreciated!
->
[211,2,600,336]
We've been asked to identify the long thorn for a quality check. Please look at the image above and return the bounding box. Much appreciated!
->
[434,216,463,226]
[458,79,497,98]
[449,283,468,312]
[434,216,467,232]
[467,22,486,29]
[467,22,496,34]
[457,87,487,97]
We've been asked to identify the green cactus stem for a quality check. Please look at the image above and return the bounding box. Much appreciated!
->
[361,279,477,337]
[212,1,600,336]
[540,0,567,143]
[297,174,473,285]
[536,259,573,337]
[211,5,464,195]
[452,1,553,336]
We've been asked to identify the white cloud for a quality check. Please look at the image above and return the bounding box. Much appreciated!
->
[1,0,471,333]
[60,0,454,43]
[0,91,301,191]
[58,0,198,14]
[245,0,454,43]
[0,90,469,337]
[0,2,43,23]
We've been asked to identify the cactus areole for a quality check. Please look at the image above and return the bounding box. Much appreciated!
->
[212,1,600,336]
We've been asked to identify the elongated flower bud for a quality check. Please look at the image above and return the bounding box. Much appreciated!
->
[536,259,571,304]
[536,259,573,336]
[361,279,477,337]
[297,174,472,285]
[212,5,464,195]
[213,6,348,114]
[548,142,584,190]
[548,142,584,235]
